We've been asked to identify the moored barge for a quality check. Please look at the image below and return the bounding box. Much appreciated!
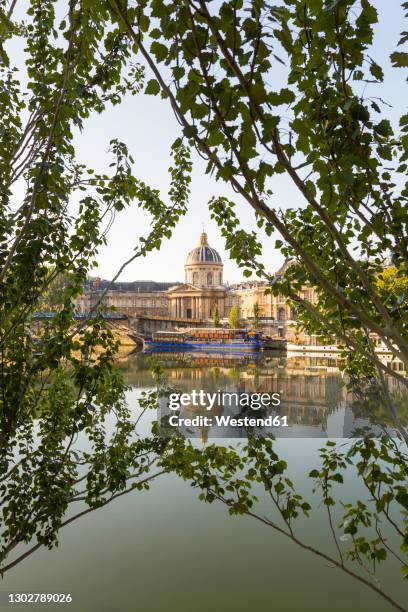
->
[143,328,263,352]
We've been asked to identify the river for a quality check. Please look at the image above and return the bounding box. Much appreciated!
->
[1,351,407,611]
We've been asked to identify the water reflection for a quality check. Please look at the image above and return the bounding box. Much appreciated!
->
[119,350,408,440]
[1,350,406,612]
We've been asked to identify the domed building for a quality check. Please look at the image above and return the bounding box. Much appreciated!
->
[77,229,319,342]
[185,231,223,287]
[168,231,228,320]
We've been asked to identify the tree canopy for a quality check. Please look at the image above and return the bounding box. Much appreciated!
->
[0,0,191,571]
[109,0,407,402]
[229,304,240,328]
[0,2,407,607]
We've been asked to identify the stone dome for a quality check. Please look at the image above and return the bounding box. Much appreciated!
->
[274,258,295,278]
[185,231,222,265]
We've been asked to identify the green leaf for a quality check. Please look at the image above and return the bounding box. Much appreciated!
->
[145,79,161,95]
[151,41,168,62]
[369,62,383,81]
[207,130,224,147]
[150,28,162,40]
[268,88,295,106]
[338,170,354,186]
[183,125,198,138]
[390,52,408,67]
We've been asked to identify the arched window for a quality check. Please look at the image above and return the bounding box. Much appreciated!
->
[193,272,198,285]
[219,271,222,285]
[290,307,298,321]
[278,307,286,321]
[207,272,213,285]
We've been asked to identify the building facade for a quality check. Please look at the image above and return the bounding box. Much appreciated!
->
[76,231,318,340]
[75,280,173,317]
[167,231,227,319]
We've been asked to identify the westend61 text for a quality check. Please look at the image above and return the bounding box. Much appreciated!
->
[168,390,281,410]
[168,414,289,428]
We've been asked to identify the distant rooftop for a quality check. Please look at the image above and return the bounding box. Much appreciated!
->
[85,278,181,292]
[229,280,269,290]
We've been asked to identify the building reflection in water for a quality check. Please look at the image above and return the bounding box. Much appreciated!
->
[118,350,407,440]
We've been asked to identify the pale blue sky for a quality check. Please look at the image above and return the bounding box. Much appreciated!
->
[8,0,408,283]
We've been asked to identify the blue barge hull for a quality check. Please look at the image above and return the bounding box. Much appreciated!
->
[143,340,262,351]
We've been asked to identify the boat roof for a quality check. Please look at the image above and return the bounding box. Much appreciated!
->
[153,328,256,334]
[184,328,249,332]
[153,331,186,335]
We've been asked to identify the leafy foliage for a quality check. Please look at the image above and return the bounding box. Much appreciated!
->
[253,301,260,328]
[0,6,407,610]
[160,432,408,610]
[110,0,408,434]
[0,0,192,571]
[228,304,240,329]
[212,303,220,327]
